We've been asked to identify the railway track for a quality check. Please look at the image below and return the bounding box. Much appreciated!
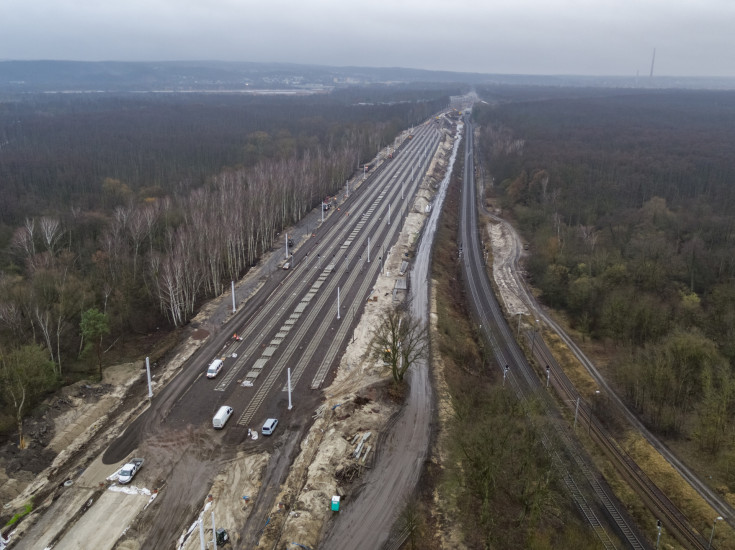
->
[459,116,640,548]
[229,125,442,427]
[532,339,713,549]
[459,109,727,548]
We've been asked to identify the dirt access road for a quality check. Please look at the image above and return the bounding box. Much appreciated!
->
[320,121,463,549]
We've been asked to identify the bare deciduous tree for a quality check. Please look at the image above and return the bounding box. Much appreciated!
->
[11,219,37,269]
[39,216,63,255]
[370,304,428,384]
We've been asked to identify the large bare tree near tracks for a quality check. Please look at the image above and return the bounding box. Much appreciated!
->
[370,304,428,384]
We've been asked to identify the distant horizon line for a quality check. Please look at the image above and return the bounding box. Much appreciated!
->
[1,59,734,81]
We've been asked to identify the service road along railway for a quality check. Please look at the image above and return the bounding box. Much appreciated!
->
[321,116,462,550]
[459,116,650,549]
[95,120,445,548]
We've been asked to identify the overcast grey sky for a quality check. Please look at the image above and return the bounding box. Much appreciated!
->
[2,0,733,76]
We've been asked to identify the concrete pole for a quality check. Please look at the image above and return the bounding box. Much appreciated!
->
[388,203,391,225]
[367,237,371,263]
[546,365,551,388]
[709,516,723,549]
[321,201,324,222]
[337,287,341,320]
[516,313,522,337]
[285,233,289,259]
[346,179,349,198]
[574,397,580,429]
[212,511,217,550]
[145,357,153,398]
[231,281,236,313]
[198,519,206,550]
[287,368,293,410]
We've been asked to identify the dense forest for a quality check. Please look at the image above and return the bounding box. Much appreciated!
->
[0,88,453,224]
[0,86,452,438]
[473,88,735,469]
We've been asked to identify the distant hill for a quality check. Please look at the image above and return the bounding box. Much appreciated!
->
[1,60,734,93]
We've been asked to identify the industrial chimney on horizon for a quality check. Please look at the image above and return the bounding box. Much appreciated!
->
[650,47,656,77]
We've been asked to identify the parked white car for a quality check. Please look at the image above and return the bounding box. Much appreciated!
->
[262,418,278,435]
[118,458,144,484]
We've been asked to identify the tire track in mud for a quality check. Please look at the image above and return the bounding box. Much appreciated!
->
[124,425,232,549]
[238,428,302,547]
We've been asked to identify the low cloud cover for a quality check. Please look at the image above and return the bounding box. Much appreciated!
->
[2,0,733,76]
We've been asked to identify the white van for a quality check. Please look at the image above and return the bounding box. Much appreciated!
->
[213,406,233,429]
[262,418,278,435]
[207,359,224,378]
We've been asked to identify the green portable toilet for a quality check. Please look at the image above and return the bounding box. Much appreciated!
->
[331,495,340,512]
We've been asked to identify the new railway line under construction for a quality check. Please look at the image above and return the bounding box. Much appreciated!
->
[8,112,452,550]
